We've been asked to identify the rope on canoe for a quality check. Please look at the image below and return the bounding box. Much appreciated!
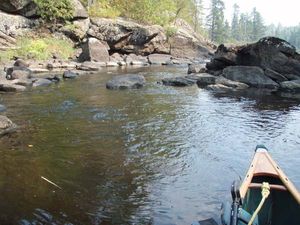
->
[248,182,270,225]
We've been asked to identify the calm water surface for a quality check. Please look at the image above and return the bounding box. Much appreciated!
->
[0,66,299,225]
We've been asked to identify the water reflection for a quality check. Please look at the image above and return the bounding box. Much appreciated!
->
[0,66,299,224]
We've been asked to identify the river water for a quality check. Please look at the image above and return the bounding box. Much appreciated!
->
[0,66,299,225]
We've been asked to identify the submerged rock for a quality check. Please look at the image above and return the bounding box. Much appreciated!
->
[0,115,17,137]
[106,75,146,90]
[32,78,53,87]
[162,77,196,87]
[63,70,78,79]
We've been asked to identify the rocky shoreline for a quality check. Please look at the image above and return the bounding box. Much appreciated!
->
[164,37,300,94]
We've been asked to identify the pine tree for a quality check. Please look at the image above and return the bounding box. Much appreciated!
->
[206,0,226,43]
[231,3,240,41]
[251,7,265,41]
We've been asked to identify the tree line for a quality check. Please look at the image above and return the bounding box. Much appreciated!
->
[34,0,300,49]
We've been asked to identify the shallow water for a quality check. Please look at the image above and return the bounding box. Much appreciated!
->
[0,66,299,225]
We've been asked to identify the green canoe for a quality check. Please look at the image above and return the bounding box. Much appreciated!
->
[221,145,300,225]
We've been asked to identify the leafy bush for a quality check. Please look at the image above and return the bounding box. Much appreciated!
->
[0,36,75,61]
[34,0,74,23]
[88,1,120,18]
[165,26,178,38]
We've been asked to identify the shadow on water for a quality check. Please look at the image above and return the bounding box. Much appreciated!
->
[0,66,299,224]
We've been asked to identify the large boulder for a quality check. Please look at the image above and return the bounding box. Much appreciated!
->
[6,66,32,80]
[71,0,88,19]
[207,37,300,79]
[222,66,279,89]
[79,38,110,62]
[88,17,213,59]
[106,74,146,90]
[168,19,214,58]
[0,11,36,36]
[0,0,36,17]
[88,17,169,55]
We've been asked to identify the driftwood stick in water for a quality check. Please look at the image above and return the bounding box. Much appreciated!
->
[41,176,62,190]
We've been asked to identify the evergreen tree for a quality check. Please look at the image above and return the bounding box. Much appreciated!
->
[206,0,226,43]
[231,3,240,40]
[251,7,265,41]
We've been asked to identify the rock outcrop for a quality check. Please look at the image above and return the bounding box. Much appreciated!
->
[199,37,300,93]
[87,17,213,58]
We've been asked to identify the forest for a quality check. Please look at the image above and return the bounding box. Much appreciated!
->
[23,0,300,49]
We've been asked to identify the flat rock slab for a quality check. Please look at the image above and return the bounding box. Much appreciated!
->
[0,83,26,92]
[223,66,279,89]
[162,77,196,87]
[106,74,146,90]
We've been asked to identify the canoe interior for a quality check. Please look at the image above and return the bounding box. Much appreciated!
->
[242,176,300,225]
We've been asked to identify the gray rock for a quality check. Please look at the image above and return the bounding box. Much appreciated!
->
[223,66,279,89]
[0,115,17,137]
[46,75,60,83]
[62,18,90,41]
[63,70,78,79]
[187,64,206,74]
[0,83,26,92]
[207,37,300,78]
[0,105,7,112]
[106,75,146,90]
[148,54,171,65]
[32,78,53,87]
[6,66,32,80]
[0,11,36,36]
[264,69,288,83]
[185,74,216,87]
[216,76,249,89]
[14,59,29,67]
[12,78,33,86]
[71,0,88,19]
[205,84,234,92]
[280,80,300,92]
[77,61,105,71]
[79,38,110,62]
[106,61,119,67]
[162,77,196,87]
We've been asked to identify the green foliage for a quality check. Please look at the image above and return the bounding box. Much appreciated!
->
[207,0,226,43]
[86,0,204,27]
[0,36,75,62]
[165,26,178,38]
[34,0,74,23]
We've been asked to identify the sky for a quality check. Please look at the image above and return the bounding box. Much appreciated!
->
[203,0,300,27]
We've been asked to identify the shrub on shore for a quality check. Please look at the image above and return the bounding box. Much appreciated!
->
[0,36,75,62]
